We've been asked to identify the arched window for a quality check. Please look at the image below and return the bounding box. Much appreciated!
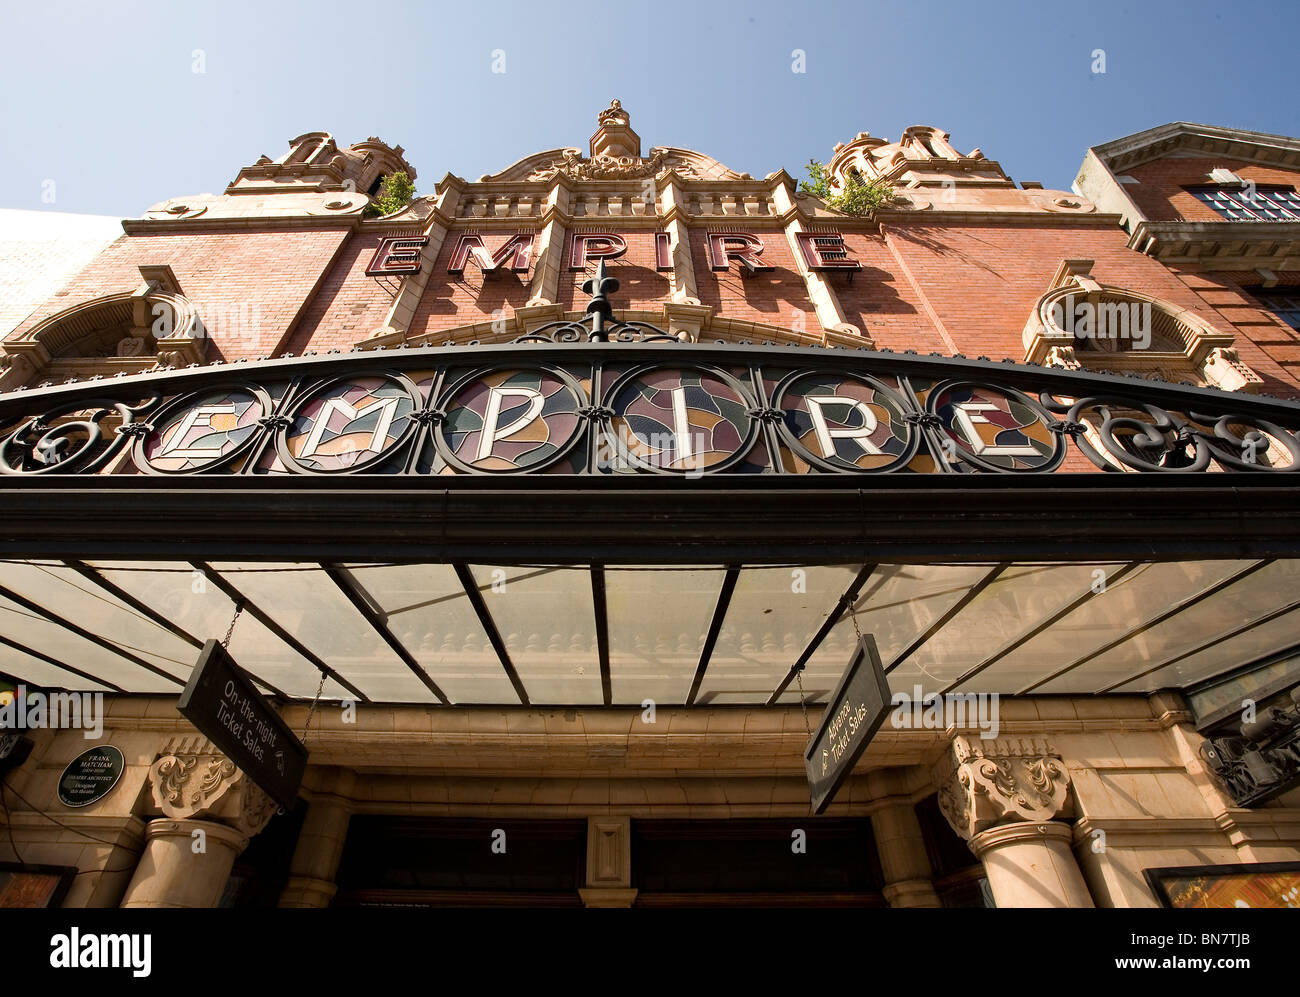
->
[0,266,207,391]
[1023,262,1262,393]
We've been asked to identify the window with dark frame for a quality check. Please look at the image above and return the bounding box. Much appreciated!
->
[1189,185,1300,221]
[1253,288,1300,333]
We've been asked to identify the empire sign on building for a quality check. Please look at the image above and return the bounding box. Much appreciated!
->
[2,103,1300,909]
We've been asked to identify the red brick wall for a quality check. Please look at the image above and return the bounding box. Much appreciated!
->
[1173,269,1300,395]
[557,231,671,313]
[404,231,537,342]
[8,227,349,362]
[1125,157,1300,222]
[283,231,401,355]
[689,227,814,332]
[836,232,948,353]
[19,212,1300,399]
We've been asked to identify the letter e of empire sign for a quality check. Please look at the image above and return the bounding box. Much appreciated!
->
[804,633,891,814]
[177,640,309,810]
[366,236,428,276]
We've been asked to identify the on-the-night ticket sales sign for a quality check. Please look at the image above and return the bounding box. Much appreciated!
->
[803,633,892,815]
[177,640,309,810]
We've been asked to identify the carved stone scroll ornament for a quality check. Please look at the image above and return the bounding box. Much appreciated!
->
[526,147,702,182]
[934,736,1071,841]
[148,736,277,837]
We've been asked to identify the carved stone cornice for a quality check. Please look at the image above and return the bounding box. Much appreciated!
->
[934,735,1071,841]
[148,735,277,837]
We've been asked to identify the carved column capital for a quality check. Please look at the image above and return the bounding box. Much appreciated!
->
[148,736,277,838]
[934,735,1071,841]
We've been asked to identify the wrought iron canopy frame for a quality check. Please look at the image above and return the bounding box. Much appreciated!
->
[1,339,1300,478]
[0,307,1295,558]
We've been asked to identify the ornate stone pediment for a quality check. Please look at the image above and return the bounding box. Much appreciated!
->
[485,145,746,184]
[481,101,748,183]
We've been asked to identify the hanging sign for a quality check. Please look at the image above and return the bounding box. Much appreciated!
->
[56,745,124,808]
[177,640,309,810]
[803,632,891,815]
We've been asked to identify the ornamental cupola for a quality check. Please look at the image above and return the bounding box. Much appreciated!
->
[226,132,416,197]
[828,126,1012,192]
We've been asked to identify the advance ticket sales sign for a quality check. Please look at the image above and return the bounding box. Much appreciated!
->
[804,633,892,815]
[177,640,309,810]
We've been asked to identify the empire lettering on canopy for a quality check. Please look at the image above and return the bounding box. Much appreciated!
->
[132,361,1074,476]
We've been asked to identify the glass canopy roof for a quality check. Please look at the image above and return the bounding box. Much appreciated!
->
[0,556,1296,707]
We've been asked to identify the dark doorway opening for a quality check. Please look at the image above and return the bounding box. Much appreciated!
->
[333,816,586,907]
[631,818,885,907]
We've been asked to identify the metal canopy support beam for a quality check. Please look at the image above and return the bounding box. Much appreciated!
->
[940,563,1142,693]
[1100,597,1300,694]
[191,561,367,703]
[384,566,557,617]
[884,563,1009,673]
[65,559,204,649]
[0,632,127,693]
[453,563,530,706]
[767,563,877,706]
[591,566,611,706]
[1019,559,1276,694]
[687,566,739,707]
[0,479,1298,565]
[324,565,451,705]
[0,579,184,688]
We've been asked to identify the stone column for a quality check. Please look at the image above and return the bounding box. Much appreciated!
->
[578,816,637,908]
[279,769,354,908]
[935,736,1094,908]
[866,770,941,907]
[121,819,251,908]
[969,821,1094,908]
[120,741,277,909]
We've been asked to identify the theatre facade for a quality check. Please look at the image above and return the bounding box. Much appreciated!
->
[2,104,1300,908]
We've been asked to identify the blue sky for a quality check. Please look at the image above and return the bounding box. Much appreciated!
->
[3,0,1299,217]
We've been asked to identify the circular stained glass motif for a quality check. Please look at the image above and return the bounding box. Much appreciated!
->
[608,367,753,473]
[440,370,583,471]
[930,383,1060,471]
[776,373,913,471]
[142,389,263,472]
[285,376,416,472]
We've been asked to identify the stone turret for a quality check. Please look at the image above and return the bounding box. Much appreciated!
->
[589,99,641,160]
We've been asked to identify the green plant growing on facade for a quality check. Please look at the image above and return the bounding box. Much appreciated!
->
[364,171,416,217]
[799,160,895,215]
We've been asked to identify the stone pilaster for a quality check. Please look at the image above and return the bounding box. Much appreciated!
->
[578,816,637,908]
[934,735,1093,908]
[771,179,868,344]
[525,179,571,308]
[279,768,355,908]
[865,770,941,907]
[369,179,463,344]
[120,739,277,909]
[659,178,701,306]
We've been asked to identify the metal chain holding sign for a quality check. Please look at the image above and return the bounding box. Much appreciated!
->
[795,592,864,740]
[794,668,812,741]
[302,672,326,743]
[221,601,243,649]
